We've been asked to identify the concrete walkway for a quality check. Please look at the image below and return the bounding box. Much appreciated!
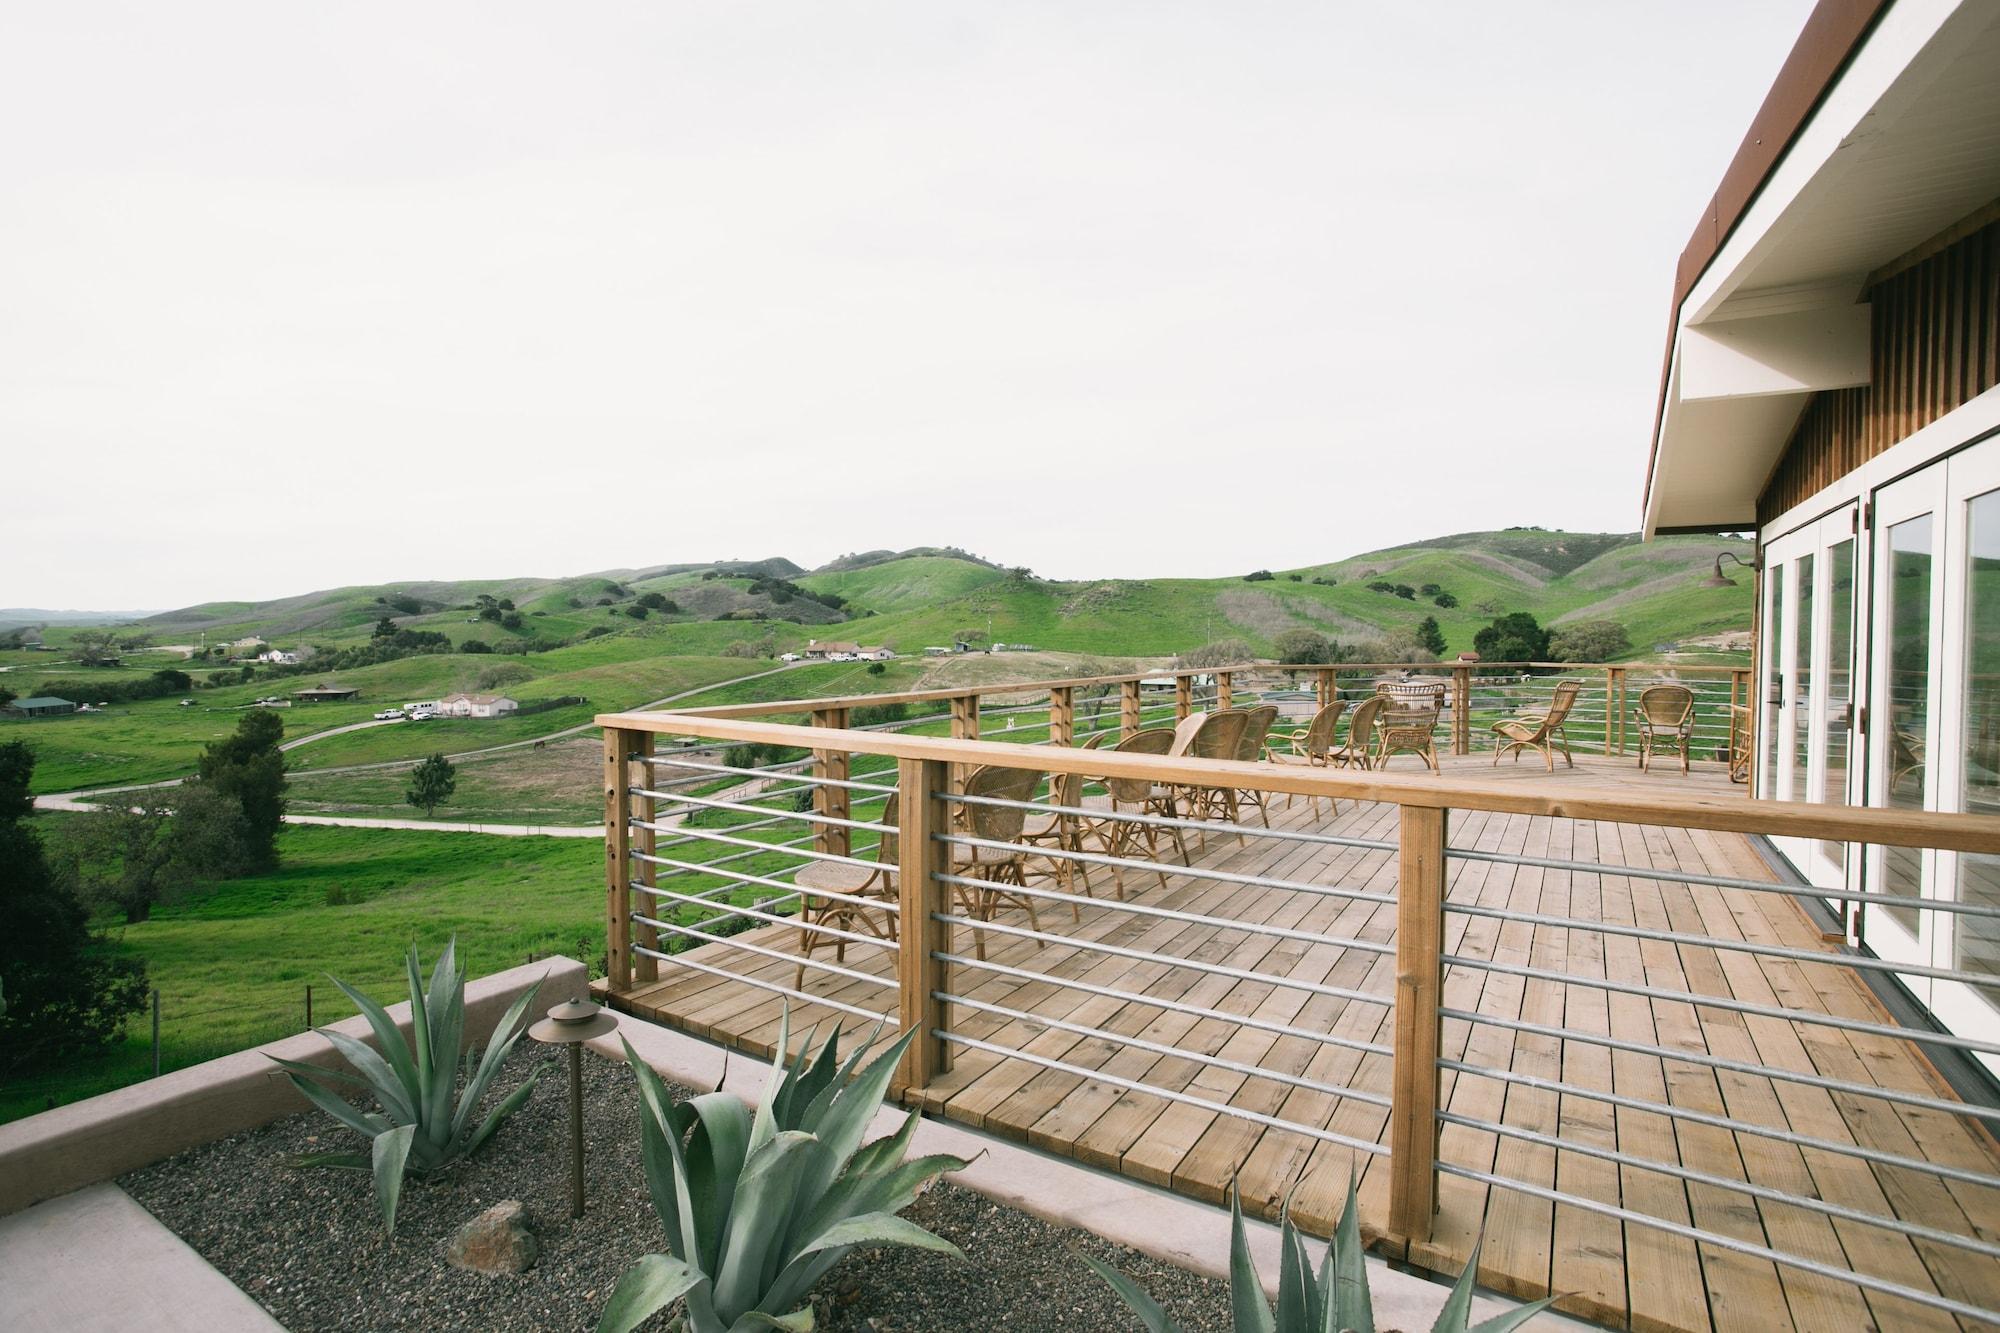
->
[0,1184,282,1332]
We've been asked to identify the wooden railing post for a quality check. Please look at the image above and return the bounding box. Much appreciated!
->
[1175,674,1193,722]
[632,731,659,983]
[1451,666,1470,756]
[603,726,638,994]
[1049,686,1074,746]
[1316,667,1335,711]
[1121,680,1142,740]
[1217,670,1233,710]
[1389,802,1446,1251]
[810,707,852,858]
[897,756,952,1088]
[949,693,979,789]
[1609,667,1627,757]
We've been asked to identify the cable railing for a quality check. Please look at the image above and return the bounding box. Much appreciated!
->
[596,683,2000,1331]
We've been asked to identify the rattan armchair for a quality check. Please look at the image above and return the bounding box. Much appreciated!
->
[1020,732,1106,910]
[1076,727,1188,896]
[1635,684,1696,774]
[1491,680,1580,771]
[1728,704,1752,784]
[1372,683,1445,772]
[1229,705,1281,829]
[1267,700,1347,818]
[952,763,1048,961]
[1331,695,1388,770]
[1178,708,1251,847]
[793,792,899,989]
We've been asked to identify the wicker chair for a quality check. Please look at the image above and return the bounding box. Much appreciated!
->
[1372,684,1445,772]
[1020,732,1106,910]
[1178,708,1252,846]
[1268,700,1347,818]
[1491,680,1580,771]
[953,763,1048,961]
[1728,704,1752,784]
[1229,705,1282,828]
[793,792,898,989]
[1634,684,1696,774]
[1331,695,1388,770]
[1169,710,1209,757]
[1076,727,1188,896]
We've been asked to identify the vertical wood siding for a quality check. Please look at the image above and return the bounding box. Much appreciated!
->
[1758,217,2000,524]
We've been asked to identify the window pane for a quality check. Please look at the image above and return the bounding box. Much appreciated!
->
[1794,552,1815,793]
[1956,490,2000,981]
[1882,515,1932,934]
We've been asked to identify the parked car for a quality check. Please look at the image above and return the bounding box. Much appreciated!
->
[373,708,404,720]
[179,698,196,707]
[779,652,802,663]
[408,710,436,721]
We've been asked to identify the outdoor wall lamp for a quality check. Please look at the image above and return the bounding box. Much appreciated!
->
[1701,551,1756,588]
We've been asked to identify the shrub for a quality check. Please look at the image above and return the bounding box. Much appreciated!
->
[1367,580,1396,594]
[582,626,613,640]
[1242,569,1275,582]
[1392,584,1416,600]
[866,661,886,675]
[272,940,545,1235]
[1311,575,1337,586]
[596,1015,966,1333]
[1550,619,1632,663]
[499,611,524,631]
[624,605,650,620]
[1433,591,1460,609]
[1473,611,1551,663]
[1415,615,1447,656]
[461,639,492,654]
[1085,1174,1555,1333]
[722,640,761,659]
[850,701,909,728]
[1174,638,1255,669]
[1272,629,1337,665]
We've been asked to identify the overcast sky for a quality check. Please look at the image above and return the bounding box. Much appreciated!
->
[2,2,1812,610]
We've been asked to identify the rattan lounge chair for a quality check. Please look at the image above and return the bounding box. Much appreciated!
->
[953,763,1048,961]
[1268,700,1347,817]
[793,791,898,989]
[1491,680,1580,771]
[1332,695,1388,770]
[1635,684,1696,774]
[1076,727,1188,895]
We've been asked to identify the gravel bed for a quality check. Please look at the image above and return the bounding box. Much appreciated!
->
[122,1045,1231,1331]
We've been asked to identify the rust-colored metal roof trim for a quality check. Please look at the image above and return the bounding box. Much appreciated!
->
[1642,0,1893,523]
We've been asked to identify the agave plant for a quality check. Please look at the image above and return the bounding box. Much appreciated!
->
[272,939,545,1235]
[598,1011,969,1333]
[1084,1175,1559,1333]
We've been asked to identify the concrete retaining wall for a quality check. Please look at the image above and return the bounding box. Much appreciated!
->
[0,957,584,1216]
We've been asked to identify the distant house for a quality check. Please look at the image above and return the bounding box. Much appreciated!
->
[293,685,360,703]
[854,645,893,661]
[231,637,267,652]
[922,646,952,657]
[9,696,76,718]
[257,649,301,665]
[802,640,860,660]
[437,692,518,719]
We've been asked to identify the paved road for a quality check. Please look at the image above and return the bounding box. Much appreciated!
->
[33,661,805,826]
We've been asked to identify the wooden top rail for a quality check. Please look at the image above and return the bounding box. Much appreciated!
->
[676,660,1750,722]
[596,709,2000,854]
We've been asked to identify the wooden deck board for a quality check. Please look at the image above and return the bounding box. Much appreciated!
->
[604,753,2000,1333]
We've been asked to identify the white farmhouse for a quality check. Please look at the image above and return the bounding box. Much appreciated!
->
[436,692,520,719]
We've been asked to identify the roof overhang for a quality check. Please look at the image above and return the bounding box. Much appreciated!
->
[1643,0,2000,536]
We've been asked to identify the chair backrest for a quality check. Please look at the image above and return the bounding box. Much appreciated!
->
[1080,730,1109,750]
[1638,684,1694,727]
[876,792,901,864]
[1542,680,1583,729]
[1170,710,1209,757]
[1346,694,1388,747]
[1190,708,1250,762]
[1108,728,1174,802]
[962,764,1045,841]
[1305,700,1347,753]
[1234,705,1280,760]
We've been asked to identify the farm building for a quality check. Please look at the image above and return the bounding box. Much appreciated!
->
[436,692,518,718]
[1643,0,2000,1045]
[292,685,359,703]
[8,696,76,718]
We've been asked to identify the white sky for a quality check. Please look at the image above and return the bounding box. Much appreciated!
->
[2,1,1813,610]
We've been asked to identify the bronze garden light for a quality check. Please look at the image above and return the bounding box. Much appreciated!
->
[528,995,617,1219]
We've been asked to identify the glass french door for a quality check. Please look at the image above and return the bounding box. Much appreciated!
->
[1763,505,1860,897]
[1931,444,2000,1047]
[1863,469,1945,992]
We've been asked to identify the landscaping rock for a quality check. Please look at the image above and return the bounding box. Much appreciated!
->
[446,1199,538,1275]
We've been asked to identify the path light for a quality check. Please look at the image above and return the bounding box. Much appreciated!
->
[528,995,618,1219]
[1702,551,1755,587]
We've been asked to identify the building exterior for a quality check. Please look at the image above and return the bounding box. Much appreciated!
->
[1643,0,2000,1042]
[9,696,76,717]
[292,685,360,703]
[803,640,892,660]
[256,649,301,665]
[436,692,519,718]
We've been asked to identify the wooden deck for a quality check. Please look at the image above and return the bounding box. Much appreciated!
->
[606,753,2000,1333]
